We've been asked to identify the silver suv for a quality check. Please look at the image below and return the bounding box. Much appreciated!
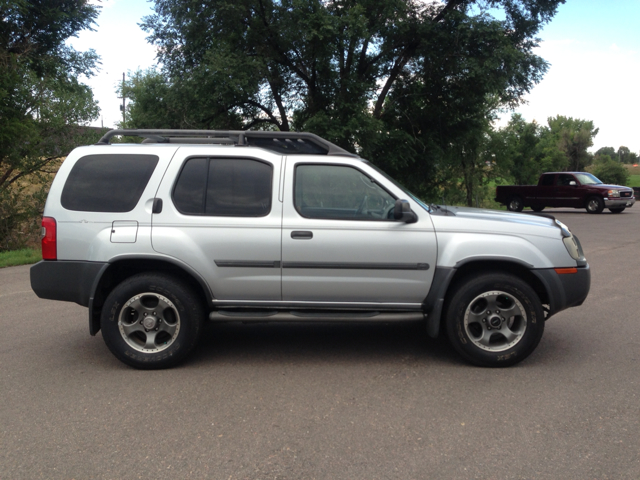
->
[30,129,590,369]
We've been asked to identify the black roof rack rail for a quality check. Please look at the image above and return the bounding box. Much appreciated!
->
[95,129,359,158]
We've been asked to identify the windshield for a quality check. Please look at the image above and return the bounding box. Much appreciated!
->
[364,161,431,213]
[574,173,603,185]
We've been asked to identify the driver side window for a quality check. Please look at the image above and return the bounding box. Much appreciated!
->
[294,164,396,220]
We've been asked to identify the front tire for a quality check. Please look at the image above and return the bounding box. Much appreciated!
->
[531,206,545,212]
[101,273,204,369]
[445,273,545,367]
[609,207,625,213]
[585,196,604,214]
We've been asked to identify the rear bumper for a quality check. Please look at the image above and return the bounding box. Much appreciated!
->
[30,260,108,307]
[532,264,590,317]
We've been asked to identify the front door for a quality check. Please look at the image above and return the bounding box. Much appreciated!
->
[555,173,580,207]
[281,160,437,307]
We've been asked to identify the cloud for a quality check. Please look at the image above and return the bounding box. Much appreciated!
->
[503,39,640,153]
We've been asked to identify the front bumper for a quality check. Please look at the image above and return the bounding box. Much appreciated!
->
[30,260,108,307]
[532,265,591,318]
[604,197,635,208]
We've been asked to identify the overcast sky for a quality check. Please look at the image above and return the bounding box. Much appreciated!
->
[70,0,640,153]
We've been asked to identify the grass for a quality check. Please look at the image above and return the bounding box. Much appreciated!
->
[625,165,640,187]
[0,248,41,268]
[627,175,640,187]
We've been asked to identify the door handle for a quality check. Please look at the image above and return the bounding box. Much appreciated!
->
[291,231,313,239]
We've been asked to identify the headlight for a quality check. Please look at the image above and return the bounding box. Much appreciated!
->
[563,234,585,261]
[608,189,620,197]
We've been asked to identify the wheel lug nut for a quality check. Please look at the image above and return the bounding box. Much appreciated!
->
[482,318,486,323]
[487,326,492,330]
[486,311,491,314]
[144,313,148,316]
[496,310,500,314]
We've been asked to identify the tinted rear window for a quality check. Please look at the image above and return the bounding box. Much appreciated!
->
[61,154,158,212]
[173,158,272,217]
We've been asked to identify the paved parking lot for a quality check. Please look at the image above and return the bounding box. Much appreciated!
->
[1,207,639,479]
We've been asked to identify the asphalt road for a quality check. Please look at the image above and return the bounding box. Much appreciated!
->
[1,207,639,479]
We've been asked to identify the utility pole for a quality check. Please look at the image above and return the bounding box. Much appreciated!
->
[117,72,126,126]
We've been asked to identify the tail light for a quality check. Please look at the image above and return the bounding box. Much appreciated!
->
[41,217,57,260]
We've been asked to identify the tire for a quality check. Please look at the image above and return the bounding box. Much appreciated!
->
[531,206,545,212]
[507,196,524,212]
[609,207,625,214]
[101,273,204,369]
[444,273,545,367]
[585,196,604,214]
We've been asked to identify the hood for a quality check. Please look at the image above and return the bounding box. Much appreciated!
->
[597,184,633,191]
[428,205,562,238]
[432,204,555,226]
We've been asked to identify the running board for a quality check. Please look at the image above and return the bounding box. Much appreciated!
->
[209,310,425,322]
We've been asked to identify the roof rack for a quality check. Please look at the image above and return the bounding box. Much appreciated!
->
[95,129,358,158]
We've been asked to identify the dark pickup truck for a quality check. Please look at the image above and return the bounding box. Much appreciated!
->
[495,172,636,214]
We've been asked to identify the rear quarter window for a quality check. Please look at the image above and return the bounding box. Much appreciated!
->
[60,154,159,212]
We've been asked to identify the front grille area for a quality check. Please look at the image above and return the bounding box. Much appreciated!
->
[621,191,631,197]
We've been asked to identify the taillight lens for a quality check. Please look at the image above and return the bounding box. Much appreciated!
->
[41,217,57,260]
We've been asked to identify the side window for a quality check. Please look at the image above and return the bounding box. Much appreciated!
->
[556,174,575,186]
[540,175,554,186]
[61,154,159,212]
[173,158,272,217]
[294,164,396,220]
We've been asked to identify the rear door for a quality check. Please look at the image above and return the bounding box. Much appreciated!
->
[534,174,556,205]
[151,147,283,301]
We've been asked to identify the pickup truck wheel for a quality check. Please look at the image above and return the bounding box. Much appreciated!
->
[507,196,524,212]
[101,273,204,369]
[609,207,625,213]
[445,273,545,367]
[531,206,544,212]
[585,196,604,214]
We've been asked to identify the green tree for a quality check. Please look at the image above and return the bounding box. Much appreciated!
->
[133,0,564,204]
[0,0,100,250]
[538,116,598,172]
[492,114,542,185]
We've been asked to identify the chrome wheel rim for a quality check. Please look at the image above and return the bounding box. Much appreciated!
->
[464,290,527,352]
[509,199,521,211]
[587,199,599,212]
[118,293,181,353]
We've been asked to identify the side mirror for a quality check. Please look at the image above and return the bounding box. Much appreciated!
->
[394,199,418,223]
[569,181,577,186]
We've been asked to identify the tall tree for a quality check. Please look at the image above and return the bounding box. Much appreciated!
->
[134,0,564,202]
[0,0,100,249]
[539,116,598,172]
[492,114,542,185]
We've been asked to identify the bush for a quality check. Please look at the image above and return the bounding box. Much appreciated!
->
[591,157,630,186]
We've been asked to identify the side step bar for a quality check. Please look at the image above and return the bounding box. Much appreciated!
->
[209,310,426,322]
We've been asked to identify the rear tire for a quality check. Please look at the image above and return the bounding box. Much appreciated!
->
[531,206,545,212]
[444,273,545,367]
[101,273,204,369]
[585,196,604,214]
[507,196,524,212]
